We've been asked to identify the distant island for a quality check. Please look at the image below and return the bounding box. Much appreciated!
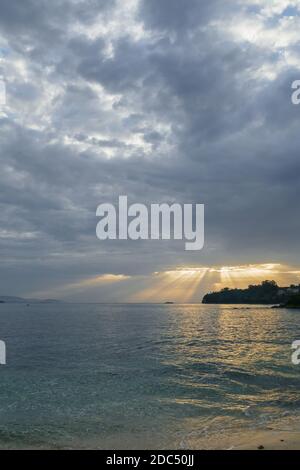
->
[0,296,61,304]
[202,280,300,307]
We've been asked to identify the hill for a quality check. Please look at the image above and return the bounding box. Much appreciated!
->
[202,280,300,305]
[0,296,61,304]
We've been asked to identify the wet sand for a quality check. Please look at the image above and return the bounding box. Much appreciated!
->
[233,430,300,450]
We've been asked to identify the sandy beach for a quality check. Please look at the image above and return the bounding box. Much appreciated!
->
[181,414,300,451]
[233,429,300,450]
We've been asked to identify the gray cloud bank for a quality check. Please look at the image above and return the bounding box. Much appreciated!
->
[1,0,300,299]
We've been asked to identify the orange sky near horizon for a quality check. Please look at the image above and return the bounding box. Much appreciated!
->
[30,263,300,303]
[128,264,300,303]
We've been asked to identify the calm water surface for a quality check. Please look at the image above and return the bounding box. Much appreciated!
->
[0,303,299,449]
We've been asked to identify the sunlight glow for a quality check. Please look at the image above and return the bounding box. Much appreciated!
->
[129,263,300,303]
[130,268,210,303]
[29,264,300,304]
[30,274,131,299]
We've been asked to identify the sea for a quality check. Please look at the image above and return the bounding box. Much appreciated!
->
[0,303,299,449]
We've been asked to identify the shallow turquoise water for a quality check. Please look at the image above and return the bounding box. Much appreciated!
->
[0,303,299,449]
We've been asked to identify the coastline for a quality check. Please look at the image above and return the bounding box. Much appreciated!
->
[178,414,300,450]
[233,429,300,450]
[227,415,300,450]
[1,427,300,450]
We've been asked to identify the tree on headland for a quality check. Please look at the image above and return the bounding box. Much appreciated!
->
[284,294,300,308]
[202,280,298,305]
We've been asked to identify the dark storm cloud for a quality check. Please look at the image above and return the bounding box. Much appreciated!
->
[77,37,151,93]
[0,0,114,35]
[138,0,230,33]
[1,0,300,298]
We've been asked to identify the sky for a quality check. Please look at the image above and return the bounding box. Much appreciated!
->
[1,0,300,302]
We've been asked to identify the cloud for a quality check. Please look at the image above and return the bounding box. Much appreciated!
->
[1,0,300,300]
[138,0,230,33]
